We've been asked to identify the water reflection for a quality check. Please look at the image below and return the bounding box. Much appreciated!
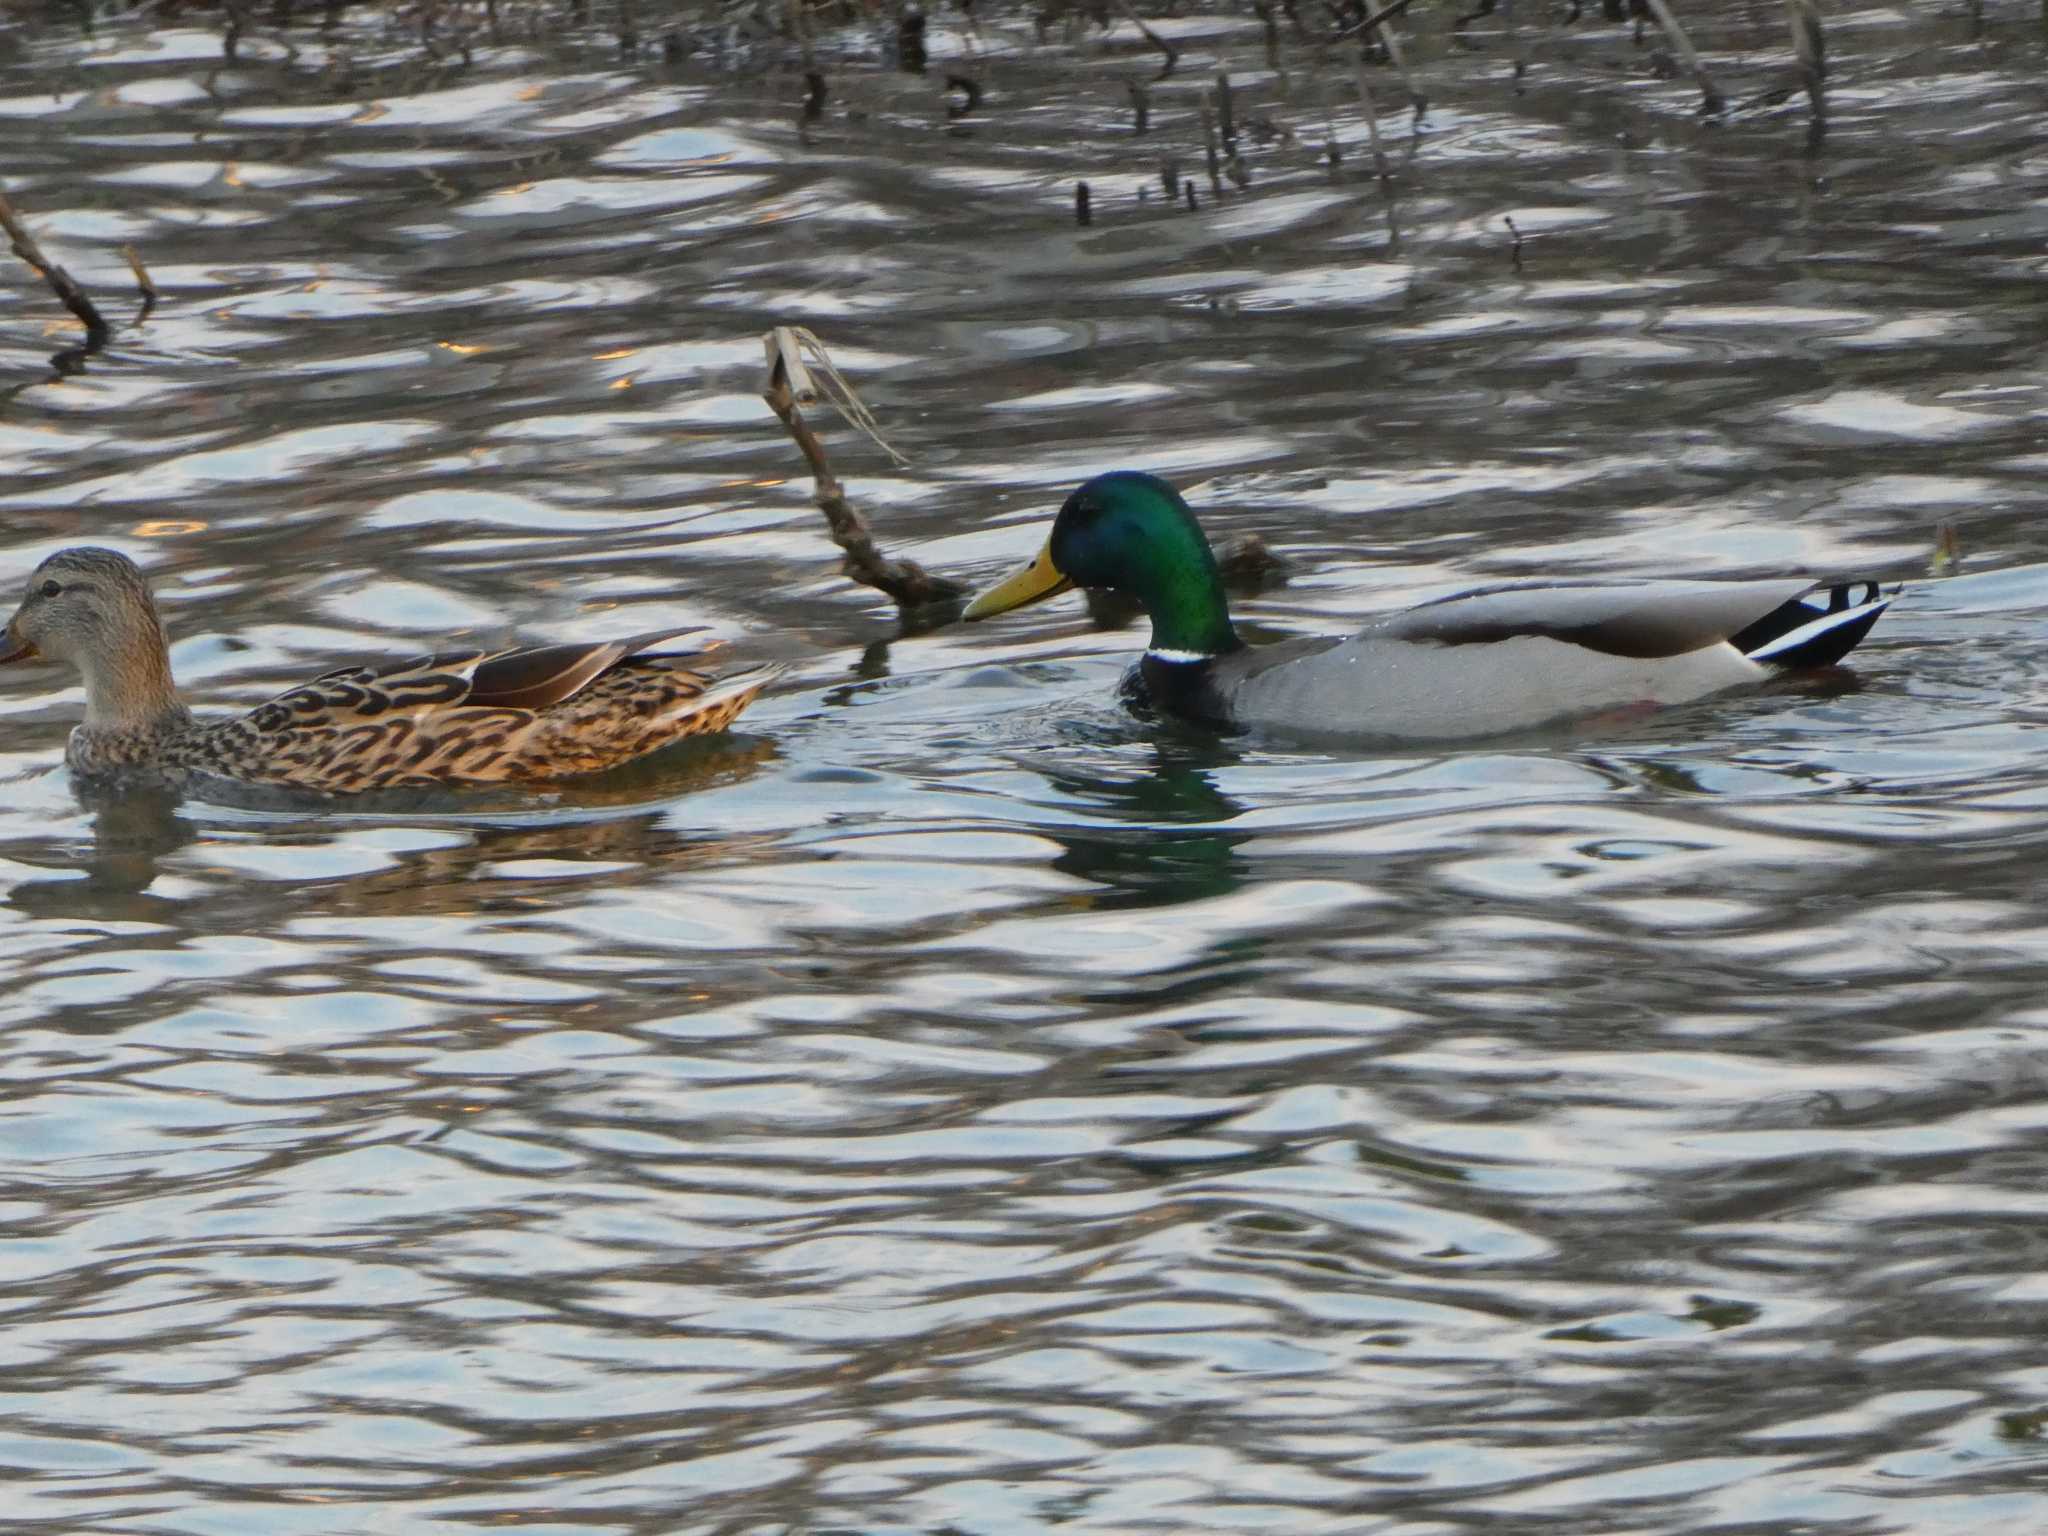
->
[1043,746,1252,908]
[7,783,192,914]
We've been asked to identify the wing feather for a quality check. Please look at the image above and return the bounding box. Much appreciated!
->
[464,627,707,710]
[1379,578,1821,659]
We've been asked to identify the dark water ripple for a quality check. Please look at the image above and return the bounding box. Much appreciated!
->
[5,3,2048,1532]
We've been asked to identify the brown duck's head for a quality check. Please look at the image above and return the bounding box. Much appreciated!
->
[2,547,174,704]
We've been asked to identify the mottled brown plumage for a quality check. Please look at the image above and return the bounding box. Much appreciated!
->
[0,547,778,794]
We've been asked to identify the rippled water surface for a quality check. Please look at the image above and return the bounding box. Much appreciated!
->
[6,3,2048,1531]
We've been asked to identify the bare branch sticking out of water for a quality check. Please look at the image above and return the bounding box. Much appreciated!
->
[786,0,815,76]
[1201,96,1222,195]
[1638,0,1725,114]
[1333,0,1423,47]
[1453,0,1496,47]
[0,190,111,351]
[1371,13,1427,118]
[1354,47,1392,195]
[760,327,963,615]
[1112,0,1179,80]
[1504,214,1525,270]
[1075,181,1092,226]
[1786,0,1825,117]
[122,244,158,323]
[1253,1,1282,75]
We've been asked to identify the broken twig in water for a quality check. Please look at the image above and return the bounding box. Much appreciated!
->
[121,243,158,323]
[1201,96,1222,195]
[1504,214,1525,270]
[1639,0,1725,114]
[1112,0,1179,80]
[0,190,112,351]
[1371,11,1427,118]
[1075,181,1092,226]
[1354,46,1392,194]
[760,327,964,614]
[1786,0,1825,118]
[1330,0,1424,46]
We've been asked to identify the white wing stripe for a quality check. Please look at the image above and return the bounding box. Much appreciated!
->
[1744,598,1889,663]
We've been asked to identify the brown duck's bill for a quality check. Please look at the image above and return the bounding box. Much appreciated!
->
[962,540,1073,621]
[0,627,35,665]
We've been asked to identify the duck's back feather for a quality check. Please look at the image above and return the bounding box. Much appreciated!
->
[464,626,704,710]
[1381,577,1824,658]
[149,631,772,792]
[1198,576,1891,742]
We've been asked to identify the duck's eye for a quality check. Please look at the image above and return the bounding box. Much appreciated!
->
[38,579,60,599]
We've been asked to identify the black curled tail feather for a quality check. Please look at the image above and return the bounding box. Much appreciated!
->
[1732,580,1892,670]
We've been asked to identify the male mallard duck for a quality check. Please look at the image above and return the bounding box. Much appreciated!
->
[965,471,1893,741]
[0,547,778,793]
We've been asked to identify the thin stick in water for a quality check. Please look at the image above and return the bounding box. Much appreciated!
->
[1639,0,1725,114]
[1112,0,1179,81]
[1201,96,1222,195]
[1786,0,1825,119]
[121,243,158,323]
[759,328,964,614]
[1354,46,1391,195]
[1368,10,1426,117]
[1331,0,1424,46]
[0,191,111,348]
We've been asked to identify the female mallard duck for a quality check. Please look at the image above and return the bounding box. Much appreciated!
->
[965,471,1893,741]
[0,547,779,793]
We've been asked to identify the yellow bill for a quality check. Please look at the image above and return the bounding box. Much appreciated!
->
[963,540,1073,621]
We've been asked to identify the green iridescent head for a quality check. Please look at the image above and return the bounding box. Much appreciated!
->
[965,471,1243,659]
